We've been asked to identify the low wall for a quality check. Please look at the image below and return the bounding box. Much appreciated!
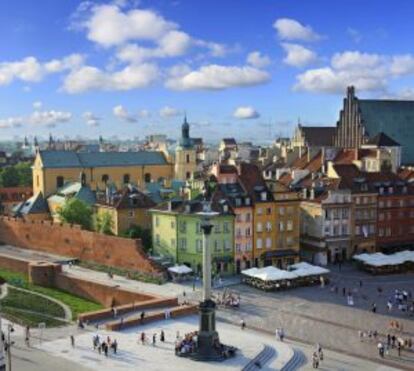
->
[0,216,163,274]
[0,255,29,275]
[105,304,198,331]
[78,297,179,323]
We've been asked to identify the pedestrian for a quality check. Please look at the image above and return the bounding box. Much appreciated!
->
[160,330,165,342]
[176,330,180,340]
[359,280,363,288]
[377,342,384,358]
[280,328,285,342]
[372,302,377,313]
[387,334,391,347]
[152,333,156,346]
[25,325,30,347]
[342,287,346,297]
[112,339,118,354]
[141,332,146,345]
[275,328,280,341]
[391,335,396,348]
[240,319,246,330]
[397,342,402,357]
[358,330,363,342]
[70,335,75,348]
[193,281,196,291]
[140,311,145,323]
[103,342,108,357]
[312,352,319,368]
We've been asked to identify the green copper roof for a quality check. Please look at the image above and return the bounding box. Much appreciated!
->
[39,150,168,168]
[359,99,414,164]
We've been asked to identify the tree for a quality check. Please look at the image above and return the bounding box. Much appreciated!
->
[94,212,114,235]
[58,198,93,230]
[121,225,152,252]
[0,166,19,187]
[15,162,32,186]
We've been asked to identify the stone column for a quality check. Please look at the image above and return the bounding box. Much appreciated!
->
[201,220,213,302]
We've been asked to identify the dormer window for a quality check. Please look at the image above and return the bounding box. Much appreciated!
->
[389,187,393,194]
[379,187,384,195]
[185,204,191,213]
[223,204,228,213]
[261,192,267,201]
[245,198,251,206]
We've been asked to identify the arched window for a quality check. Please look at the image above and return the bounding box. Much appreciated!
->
[186,171,191,180]
[186,154,190,163]
[123,174,130,184]
[56,176,64,188]
[102,174,109,184]
[144,173,151,183]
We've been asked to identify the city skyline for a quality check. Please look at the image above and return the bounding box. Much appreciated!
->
[1,0,414,141]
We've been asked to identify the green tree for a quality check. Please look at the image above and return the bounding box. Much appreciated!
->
[0,166,19,187]
[121,225,152,252]
[94,212,114,235]
[15,162,32,186]
[58,198,93,230]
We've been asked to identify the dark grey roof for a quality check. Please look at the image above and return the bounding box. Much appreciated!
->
[222,138,237,145]
[366,132,400,147]
[359,99,414,163]
[13,192,49,215]
[300,126,336,147]
[40,150,168,168]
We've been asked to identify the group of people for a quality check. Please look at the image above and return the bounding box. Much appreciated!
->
[312,344,324,369]
[175,331,197,354]
[275,328,285,342]
[217,290,240,308]
[92,334,118,356]
[387,289,414,315]
[139,330,165,346]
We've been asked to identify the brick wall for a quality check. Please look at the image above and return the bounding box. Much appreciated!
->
[0,255,29,274]
[0,217,163,274]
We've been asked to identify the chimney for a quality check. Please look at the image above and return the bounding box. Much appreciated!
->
[168,200,172,212]
[302,188,307,199]
[310,188,315,200]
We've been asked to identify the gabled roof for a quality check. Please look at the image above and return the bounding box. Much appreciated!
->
[222,138,237,145]
[300,126,336,147]
[366,132,400,147]
[39,150,168,168]
[97,187,156,210]
[13,192,49,215]
[238,163,274,203]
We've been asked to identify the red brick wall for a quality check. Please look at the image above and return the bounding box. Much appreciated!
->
[54,274,156,306]
[0,255,29,274]
[0,217,163,274]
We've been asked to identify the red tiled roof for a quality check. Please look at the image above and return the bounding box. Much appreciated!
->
[0,186,32,202]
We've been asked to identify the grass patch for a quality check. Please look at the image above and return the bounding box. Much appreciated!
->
[79,260,166,285]
[1,286,65,318]
[0,268,103,318]
[1,307,65,328]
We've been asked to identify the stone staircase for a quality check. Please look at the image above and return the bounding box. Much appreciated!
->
[280,348,307,371]
[242,344,276,371]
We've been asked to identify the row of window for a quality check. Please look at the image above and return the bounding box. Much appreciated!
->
[324,224,349,237]
[55,173,153,189]
[324,208,350,220]
[378,226,414,237]
[355,224,376,236]
[355,209,376,220]
[378,198,414,208]
[256,236,294,249]
[379,210,414,221]
[256,220,294,232]
[355,196,376,205]
[235,242,253,252]
[255,206,294,216]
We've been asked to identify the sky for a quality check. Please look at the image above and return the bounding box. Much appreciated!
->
[1,0,414,142]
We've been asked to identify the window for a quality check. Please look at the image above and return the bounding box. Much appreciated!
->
[196,222,201,234]
[261,192,267,201]
[196,239,202,252]
[287,206,293,215]
[287,220,293,231]
[155,234,160,245]
[369,225,375,234]
[279,207,285,216]
[246,241,252,251]
[171,239,176,247]
[155,216,160,227]
[245,198,251,206]
[363,197,368,204]
[286,237,293,246]
[266,207,272,215]
[123,174,130,184]
[386,227,391,236]
[342,209,349,218]
[343,224,348,235]
[265,238,272,248]
[257,222,263,232]
[56,176,64,188]
[144,173,151,183]
[128,210,135,218]
[378,228,384,237]
[235,243,241,253]
[355,226,360,235]
[236,214,242,222]
[325,225,330,236]
[257,207,263,215]
[36,175,40,187]
[81,172,86,185]
[333,226,339,236]
[245,213,251,222]
[171,220,175,229]
[245,227,251,237]
[236,228,242,237]
[387,212,392,220]
[235,198,242,207]
[279,221,284,231]
[399,199,405,207]
[214,240,220,252]
[214,223,221,233]
[186,154,190,163]
[224,240,231,251]
[179,238,187,251]
[223,222,230,233]
[102,174,109,184]
[266,222,272,232]
[379,200,384,208]
[379,213,384,221]
[186,172,191,180]
[179,221,186,233]
[387,200,392,207]
[256,238,263,249]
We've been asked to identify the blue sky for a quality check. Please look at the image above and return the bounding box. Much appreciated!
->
[1,0,414,142]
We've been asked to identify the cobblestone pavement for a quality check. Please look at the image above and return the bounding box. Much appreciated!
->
[215,264,414,370]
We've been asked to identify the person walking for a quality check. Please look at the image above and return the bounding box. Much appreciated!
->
[70,335,75,348]
[160,330,165,343]
[25,325,30,347]
[140,311,145,324]
[112,339,118,354]
[103,342,109,357]
[312,352,319,368]
[397,341,402,357]
[152,333,157,346]
[372,302,377,313]
[141,332,146,345]
[279,328,285,342]
[387,334,391,347]
[377,342,384,358]
[240,319,246,330]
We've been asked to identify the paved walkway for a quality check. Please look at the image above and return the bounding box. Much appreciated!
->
[0,244,74,264]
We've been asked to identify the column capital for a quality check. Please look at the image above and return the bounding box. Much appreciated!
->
[201,223,214,235]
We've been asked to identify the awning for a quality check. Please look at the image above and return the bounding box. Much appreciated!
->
[261,249,299,259]
[168,265,193,274]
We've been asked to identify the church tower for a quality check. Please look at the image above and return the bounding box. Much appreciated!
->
[174,116,197,181]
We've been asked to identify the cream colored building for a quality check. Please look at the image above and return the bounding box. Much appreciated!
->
[174,117,197,181]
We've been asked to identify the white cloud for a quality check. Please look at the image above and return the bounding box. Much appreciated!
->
[281,43,317,67]
[0,116,24,129]
[165,64,270,91]
[138,109,150,118]
[83,111,101,126]
[85,5,175,47]
[233,106,260,119]
[0,54,84,87]
[246,51,271,68]
[273,18,321,42]
[62,63,158,93]
[113,105,137,122]
[33,101,43,110]
[347,28,362,43]
[159,106,181,118]
[390,55,414,76]
[29,110,72,127]
[293,51,399,94]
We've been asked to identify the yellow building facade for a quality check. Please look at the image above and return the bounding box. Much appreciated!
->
[32,150,173,197]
